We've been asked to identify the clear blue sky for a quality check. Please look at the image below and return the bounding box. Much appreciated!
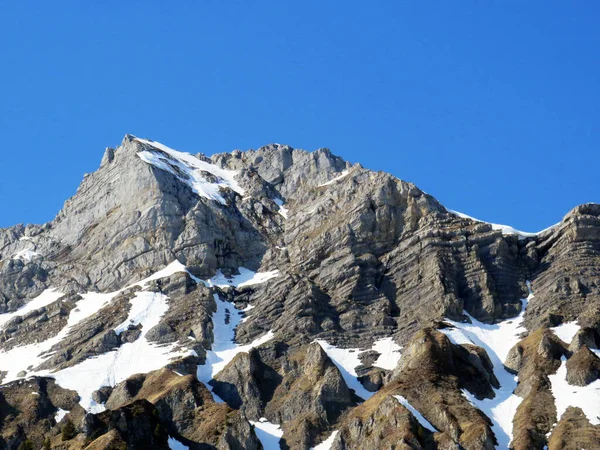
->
[1,1,598,231]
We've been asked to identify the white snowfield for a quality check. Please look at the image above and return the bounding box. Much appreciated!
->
[0,289,63,329]
[550,321,580,345]
[54,290,191,412]
[310,431,339,450]
[449,210,559,239]
[206,267,280,289]
[12,248,41,262]
[547,319,600,427]
[440,293,531,449]
[134,259,192,287]
[371,337,403,371]
[549,356,600,426]
[55,408,68,423]
[315,337,402,401]
[135,137,244,205]
[197,293,274,402]
[0,259,278,415]
[0,291,117,384]
[249,418,284,450]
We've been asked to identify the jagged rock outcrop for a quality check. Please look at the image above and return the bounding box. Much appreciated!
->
[211,341,358,449]
[526,204,600,331]
[93,368,263,449]
[505,329,566,450]
[565,346,600,386]
[390,328,497,449]
[546,407,600,450]
[0,377,82,450]
[329,393,438,450]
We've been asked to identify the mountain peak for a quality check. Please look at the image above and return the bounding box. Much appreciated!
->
[1,136,599,450]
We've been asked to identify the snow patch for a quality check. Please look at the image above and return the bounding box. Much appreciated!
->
[0,261,198,410]
[52,290,191,411]
[394,395,437,432]
[207,268,280,289]
[114,290,168,335]
[135,260,191,287]
[550,321,581,345]
[440,294,530,449]
[136,138,244,204]
[371,337,402,371]
[197,294,274,401]
[0,289,63,330]
[314,337,402,401]
[449,210,559,239]
[315,340,373,400]
[311,431,339,450]
[318,170,350,187]
[12,248,40,261]
[55,408,68,423]
[239,304,256,324]
[250,418,283,450]
[0,291,117,383]
[549,356,600,426]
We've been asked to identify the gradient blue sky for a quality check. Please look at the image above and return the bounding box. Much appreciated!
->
[1,1,598,231]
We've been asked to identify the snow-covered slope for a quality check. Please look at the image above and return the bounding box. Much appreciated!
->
[136,137,244,204]
[449,210,560,239]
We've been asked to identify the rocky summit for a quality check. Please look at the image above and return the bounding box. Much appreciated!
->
[0,135,599,450]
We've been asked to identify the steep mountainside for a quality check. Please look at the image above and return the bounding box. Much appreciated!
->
[0,136,598,450]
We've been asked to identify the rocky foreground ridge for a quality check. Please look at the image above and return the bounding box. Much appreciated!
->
[0,135,598,450]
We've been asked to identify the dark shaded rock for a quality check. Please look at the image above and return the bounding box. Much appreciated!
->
[212,347,281,420]
[120,323,143,343]
[565,346,600,386]
[0,377,82,450]
[84,400,170,449]
[145,322,176,344]
[217,412,263,450]
[92,386,114,405]
[569,327,600,352]
[358,368,388,392]
[100,368,263,449]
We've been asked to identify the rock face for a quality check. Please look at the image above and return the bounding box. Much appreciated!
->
[329,393,437,450]
[565,346,600,386]
[547,407,600,450]
[390,329,497,450]
[505,329,566,450]
[0,377,83,450]
[525,204,600,331]
[0,135,599,449]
